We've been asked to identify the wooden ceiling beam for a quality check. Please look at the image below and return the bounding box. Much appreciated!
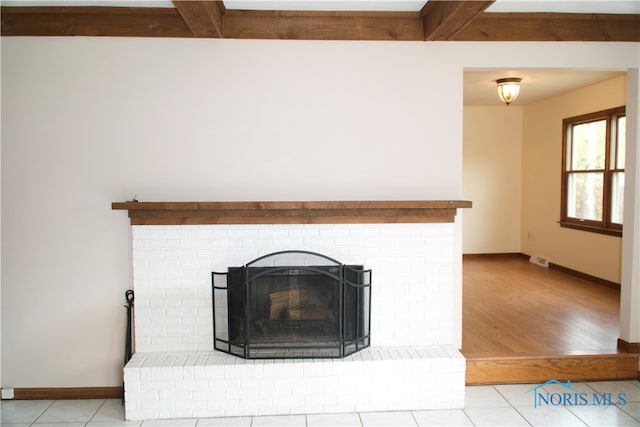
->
[453,12,640,42]
[223,10,422,41]
[1,6,639,42]
[0,6,193,38]
[420,0,494,41]
[173,0,225,38]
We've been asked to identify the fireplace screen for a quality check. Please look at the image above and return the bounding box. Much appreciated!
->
[212,250,371,359]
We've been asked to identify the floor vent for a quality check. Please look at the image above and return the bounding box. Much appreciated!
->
[529,254,549,268]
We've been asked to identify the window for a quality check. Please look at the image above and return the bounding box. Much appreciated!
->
[561,106,625,237]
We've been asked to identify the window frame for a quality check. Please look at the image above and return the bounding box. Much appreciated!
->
[560,106,625,237]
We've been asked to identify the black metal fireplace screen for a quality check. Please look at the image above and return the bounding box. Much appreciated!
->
[212,250,371,359]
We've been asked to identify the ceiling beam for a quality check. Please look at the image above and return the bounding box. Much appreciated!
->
[1,6,639,42]
[223,10,422,41]
[0,6,192,38]
[173,0,224,38]
[453,12,640,41]
[420,0,494,41]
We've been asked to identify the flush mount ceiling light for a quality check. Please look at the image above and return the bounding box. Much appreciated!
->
[496,77,522,106]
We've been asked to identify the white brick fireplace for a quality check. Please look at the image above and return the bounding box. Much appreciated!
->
[115,201,469,421]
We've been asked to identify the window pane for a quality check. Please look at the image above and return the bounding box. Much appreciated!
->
[617,116,626,169]
[571,120,606,170]
[567,172,603,221]
[611,172,624,224]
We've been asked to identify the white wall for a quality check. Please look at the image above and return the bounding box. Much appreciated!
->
[620,66,640,344]
[1,38,638,388]
[463,106,523,254]
[521,76,626,283]
[0,35,3,393]
[1,38,462,388]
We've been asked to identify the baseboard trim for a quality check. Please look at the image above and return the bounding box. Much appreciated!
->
[466,252,621,290]
[548,262,621,290]
[11,387,122,400]
[618,338,640,354]
[463,253,527,260]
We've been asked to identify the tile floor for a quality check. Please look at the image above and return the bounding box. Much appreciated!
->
[2,381,639,427]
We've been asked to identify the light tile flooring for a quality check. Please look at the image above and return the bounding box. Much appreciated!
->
[2,381,639,427]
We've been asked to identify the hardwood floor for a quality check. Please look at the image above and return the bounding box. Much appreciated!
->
[462,254,638,384]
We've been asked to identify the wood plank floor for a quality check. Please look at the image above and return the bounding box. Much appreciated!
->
[462,254,638,384]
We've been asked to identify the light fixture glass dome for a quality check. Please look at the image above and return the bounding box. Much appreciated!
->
[496,77,522,106]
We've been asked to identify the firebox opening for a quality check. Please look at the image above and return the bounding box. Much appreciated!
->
[212,250,371,359]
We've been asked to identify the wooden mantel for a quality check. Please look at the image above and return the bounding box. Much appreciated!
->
[111,200,472,225]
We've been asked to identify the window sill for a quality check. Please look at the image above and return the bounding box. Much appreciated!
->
[559,221,622,237]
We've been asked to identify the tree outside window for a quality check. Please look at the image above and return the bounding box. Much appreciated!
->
[561,106,625,237]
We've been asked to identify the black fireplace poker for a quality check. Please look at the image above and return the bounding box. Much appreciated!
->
[124,289,135,364]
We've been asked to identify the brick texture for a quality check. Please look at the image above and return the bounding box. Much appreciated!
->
[124,347,466,420]
[132,224,456,353]
[126,223,463,420]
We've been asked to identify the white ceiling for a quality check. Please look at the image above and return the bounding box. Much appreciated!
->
[464,70,626,106]
[487,0,640,14]
[2,0,639,14]
[223,1,425,11]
